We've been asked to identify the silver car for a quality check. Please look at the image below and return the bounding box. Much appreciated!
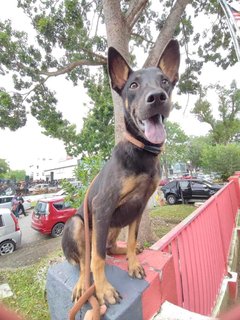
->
[0,195,31,211]
[0,208,22,255]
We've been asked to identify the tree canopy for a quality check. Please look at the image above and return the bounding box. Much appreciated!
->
[0,159,10,177]
[4,169,26,181]
[201,144,240,180]
[185,136,211,171]
[0,0,238,155]
[192,81,240,145]
[75,70,114,159]
[161,121,188,176]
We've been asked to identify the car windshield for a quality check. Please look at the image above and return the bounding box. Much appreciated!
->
[202,180,213,186]
[35,202,47,215]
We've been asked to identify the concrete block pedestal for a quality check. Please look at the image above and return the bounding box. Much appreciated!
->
[46,247,177,320]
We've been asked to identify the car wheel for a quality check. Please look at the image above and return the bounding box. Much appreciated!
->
[0,240,16,255]
[167,194,177,205]
[51,223,65,237]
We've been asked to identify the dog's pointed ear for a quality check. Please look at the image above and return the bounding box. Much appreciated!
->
[108,47,132,95]
[157,39,180,86]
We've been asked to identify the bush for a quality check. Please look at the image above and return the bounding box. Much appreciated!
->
[201,143,240,180]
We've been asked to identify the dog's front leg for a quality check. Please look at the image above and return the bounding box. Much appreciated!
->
[72,258,85,302]
[91,216,121,305]
[127,217,146,279]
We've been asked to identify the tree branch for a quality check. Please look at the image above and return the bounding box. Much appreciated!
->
[126,0,148,30]
[20,76,50,102]
[131,32,154,45]
[39,58,107,77]
[81,48,107,62]
[144,0,191,67]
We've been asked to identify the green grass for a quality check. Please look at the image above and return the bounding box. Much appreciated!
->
[0,250,63,320]
[150,204,196,239]
[0,204,196,318]
[150,203,195,219]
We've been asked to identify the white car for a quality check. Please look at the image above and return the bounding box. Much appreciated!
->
[0,195,31,211]
[0,208,22,255]
[29,183,49,193]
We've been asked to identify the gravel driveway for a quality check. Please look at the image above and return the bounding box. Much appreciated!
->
[0,211,62,269]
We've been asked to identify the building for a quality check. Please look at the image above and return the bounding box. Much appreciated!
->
[27,158,54,181]
[44,158,78,182]
[27,157,79,182]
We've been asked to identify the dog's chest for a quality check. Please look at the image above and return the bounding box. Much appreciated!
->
[110,172,159,228]
[120,173,159,202]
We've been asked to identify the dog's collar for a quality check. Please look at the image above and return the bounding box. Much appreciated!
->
[124,132,162,155]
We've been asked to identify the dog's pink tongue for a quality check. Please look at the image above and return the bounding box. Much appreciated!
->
[144,119,166,144]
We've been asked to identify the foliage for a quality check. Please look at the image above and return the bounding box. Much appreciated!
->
[0,158,9,177]
[4,169,26,181]
[0,0,238,155]
[161,121,188,175]
[62,153,104,208]
[200,143,240,180]
[72,70,114,159]
[192,81,240,145]
[186,136,211,170]
[0,89,26,130]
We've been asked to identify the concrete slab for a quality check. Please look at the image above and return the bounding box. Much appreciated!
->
[153,301,213,320]
[46,261,148,320]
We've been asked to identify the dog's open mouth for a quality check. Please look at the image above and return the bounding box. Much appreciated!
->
[139,114,166,145]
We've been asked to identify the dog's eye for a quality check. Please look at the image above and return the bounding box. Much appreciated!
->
[161,79,169,85]
[130,82,138,89]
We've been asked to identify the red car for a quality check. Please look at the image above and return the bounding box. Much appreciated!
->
[31,197,77,237]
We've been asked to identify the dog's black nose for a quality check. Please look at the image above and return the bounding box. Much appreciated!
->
[146,91,167,104]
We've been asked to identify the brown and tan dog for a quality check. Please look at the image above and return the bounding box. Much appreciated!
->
[62,40,180,306]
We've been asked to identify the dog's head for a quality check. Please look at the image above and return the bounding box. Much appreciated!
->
[108,40,180,145]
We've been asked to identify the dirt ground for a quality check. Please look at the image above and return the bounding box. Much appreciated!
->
[0,237,61,269]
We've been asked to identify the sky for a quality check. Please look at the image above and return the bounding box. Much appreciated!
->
[0,1,239,171]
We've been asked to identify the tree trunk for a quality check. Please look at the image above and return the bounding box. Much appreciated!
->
[137,207,158,245]
[102,0,131,142]
[144,0,192,67]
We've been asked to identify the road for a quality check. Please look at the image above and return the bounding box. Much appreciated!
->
[0,210,62,269]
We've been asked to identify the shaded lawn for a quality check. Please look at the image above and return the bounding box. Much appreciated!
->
[150,204,196,239]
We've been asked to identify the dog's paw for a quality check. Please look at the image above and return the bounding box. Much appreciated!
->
[72,276,85,302]
[128,262,146,279]
[96,282,122,305]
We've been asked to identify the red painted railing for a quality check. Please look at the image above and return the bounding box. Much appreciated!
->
[151,172,240,316]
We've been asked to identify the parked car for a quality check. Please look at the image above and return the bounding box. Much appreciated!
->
[159,178,170,186]
[0,195,31,212]
[31,197,77,237]
[0,208,22,255]
[29,183,49,194]
[161,179,222,205]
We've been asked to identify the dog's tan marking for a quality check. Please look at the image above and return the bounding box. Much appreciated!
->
[120,174,159,204]
[71,217,87,301]
[72,259,86,302]
[127,219,145,279]
[72,216,83,242]
[107,228,127,255]
[120,175,147,197]
[91,220,120,305]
